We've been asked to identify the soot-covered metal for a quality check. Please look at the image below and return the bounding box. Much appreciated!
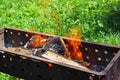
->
[0,27,120,80]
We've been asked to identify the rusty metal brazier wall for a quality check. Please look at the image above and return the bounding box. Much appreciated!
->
[0,27,120,80]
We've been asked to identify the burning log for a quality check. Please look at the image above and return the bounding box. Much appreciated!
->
[41,51,89,70]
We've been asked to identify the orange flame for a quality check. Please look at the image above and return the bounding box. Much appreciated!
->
[66,34,84,61]
[65,27,84,64]
[30,35,47,48]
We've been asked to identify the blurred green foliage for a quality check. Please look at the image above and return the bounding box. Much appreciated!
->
[0,0,120,79]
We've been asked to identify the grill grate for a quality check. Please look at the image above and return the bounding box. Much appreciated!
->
[0,27,120,80]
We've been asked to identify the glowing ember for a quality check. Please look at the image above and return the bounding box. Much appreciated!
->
[48,63,54,68]
[44,62,54,68]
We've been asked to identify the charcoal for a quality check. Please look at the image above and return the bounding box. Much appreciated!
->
[33,37,66,56]
[43,37,65,55]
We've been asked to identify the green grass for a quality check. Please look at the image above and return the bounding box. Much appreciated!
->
[0,0,120,79]
[0,72,23,80]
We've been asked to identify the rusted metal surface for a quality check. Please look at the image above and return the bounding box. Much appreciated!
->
[0,27,120,80]
[102,50,120,80]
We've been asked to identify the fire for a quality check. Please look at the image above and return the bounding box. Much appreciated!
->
[66,35,83,61]
[30,35,47,48]
[65,27,84,64]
